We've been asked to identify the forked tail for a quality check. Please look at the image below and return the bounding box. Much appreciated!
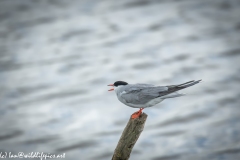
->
[176,79,202,89]
[159,80,202,97]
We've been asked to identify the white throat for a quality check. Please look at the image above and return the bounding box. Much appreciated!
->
[114,85,125,93]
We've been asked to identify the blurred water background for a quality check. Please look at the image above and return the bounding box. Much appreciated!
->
[0,0,240,160]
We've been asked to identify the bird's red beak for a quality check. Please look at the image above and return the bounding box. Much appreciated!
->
[107,84,114,91]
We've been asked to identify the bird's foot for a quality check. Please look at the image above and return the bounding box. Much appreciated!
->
[131,108,144,119]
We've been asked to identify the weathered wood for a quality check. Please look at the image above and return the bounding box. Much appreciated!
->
[112,113,148,160]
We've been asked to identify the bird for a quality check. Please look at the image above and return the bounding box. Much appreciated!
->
[108,80,201,119]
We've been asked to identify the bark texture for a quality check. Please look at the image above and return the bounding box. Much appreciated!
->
[112,113,148,160]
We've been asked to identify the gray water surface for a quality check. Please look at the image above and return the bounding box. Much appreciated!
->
[0,0,240,160]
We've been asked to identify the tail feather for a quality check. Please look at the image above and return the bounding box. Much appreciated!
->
[177,80,195,87]
[159,80,201,97]
[177,79,202,89]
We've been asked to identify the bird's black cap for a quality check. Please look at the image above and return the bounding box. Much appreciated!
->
[114,81,128,87]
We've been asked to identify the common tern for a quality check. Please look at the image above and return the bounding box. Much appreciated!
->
[108,80,201,119]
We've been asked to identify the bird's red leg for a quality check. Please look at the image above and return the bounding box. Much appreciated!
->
[131,108,144,119]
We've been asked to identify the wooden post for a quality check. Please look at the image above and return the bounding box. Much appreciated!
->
[112,113,148,160]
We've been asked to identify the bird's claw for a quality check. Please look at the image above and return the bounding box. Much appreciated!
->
[131,108,144,119]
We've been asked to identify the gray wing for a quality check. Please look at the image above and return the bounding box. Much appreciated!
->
[120,80,201,104]
[120,85,168,104]
[135,83,155,87]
